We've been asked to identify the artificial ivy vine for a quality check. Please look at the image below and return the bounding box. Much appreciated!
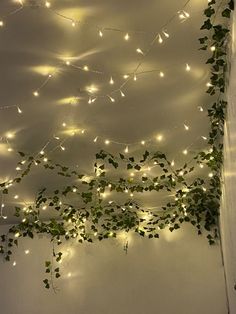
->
[0,0,234,290]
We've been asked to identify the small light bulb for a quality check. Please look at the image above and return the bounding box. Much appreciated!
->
[171,160,175,167]
[105,139,110,145]
[184,124,189,131]
[208,172,213,178]
[13,261,16,267]
[123,74,129,79]
[156,134,163,142]
[163,30,169,38]
[71,21,76,27]
[43,157,48,162]
[198,106,204,112]
[183,149,188,155]
[73,188,77,193]
[83,65,89,71]
[0,21,4,27]
[136,48,144,55]
[33,91,39,97]
[120,90,125,97]
[206,82,213,87]
[108,96,115,102]
[186,63,191,71]
[141,140,145,145]
[201,136,207,140]
[15,232,20,238]
[24,249,30,254]
[60,145,65,151]
[66,61,70,66]
[42,205,47,210]
[99,30,103,37]
[210,46,216,52]
[124,146,129,153]
[14,195,19,199]
[159,72,164,77]
[158,34,163,44]
[62,122,66,127]
[93,136,98,143]
[124,33,129,41]
[109,77,114,85]
[133,74,137,81]
[7,148,13,152]
[17,107,22,114]
[45,1,51,8]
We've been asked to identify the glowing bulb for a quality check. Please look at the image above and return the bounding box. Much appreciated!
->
[60,145,65,151]
[156,134,163,142]
[210,46,216,51]
[108,96,115,102]
[17,107,22,114]
[124,33,129,40]
[158,34,163,44]
[66,61,70,66]
[16,166,21,171]
[42,205,47,210]
[186,64,191,71]
[105,140,110,145]
[14,195,19,199]
[159,72,164,77]
[183,149,188,155]
[136,48,144,55]
[124,146,129,153]
[33,91,39,97]
[0,21,4,27]
[201,136,207,141]
[99,30,103,37]
[198,106,204,112]
[93,136,98,143]
[13,261,16,266]
[62,122,66,127]
[45,1,51,8]
[109,77,114,85]
[43,157,48,162]
[6,132,14,139]
[83,65,89,71]
[120,90,125,97]
[73,188,77,193]
[133,74,137,81]
[163,30,169,38]
[171,160,175,166]
[184,124,189,131]
[15,232,20,238]
[203,187,207,192]
[208,172,213,178]
[24,249,30,254]
[71,21,76,27]
[206,82,213,87]
[199,164,204,168]
[141,140,145,145]
[7,148,13,152]
[123,74,129,79]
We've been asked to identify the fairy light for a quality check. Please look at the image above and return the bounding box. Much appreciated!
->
[33,91,39,97]
[14,195,19,199]
[120,90,125,97]
[185,63,191,71]
[13,261,16,267]
[72,188,77,193]
[123,74,129,79]
[198,106,204,112]
[210,46,216,51]
[7,148,13,152]
[45,1,51,8]
[163,30,169,38]
[124,33,130,40]
[71,21,76,27]
[83,65,89,71]
[183,149,188,155]
[206,82,213,87]
[199,164,204,168]
[159,71,164,77]
[133,74,137,81]
[156,134,163,142]
[158,34,163,44]
[0,21,4,27]
[105,139,110,145]
[99,30,103,37]
[17,106,22,114]
[43,157,48,162]
[6,132,14,139]
[16,166,21,171]
[108,96,115,102]
[184,124,189,131]
[201,136,207,140]
[141,140,145,145]
[24,249,30,254]
[124,146,129,153]
[60,145,65,151]
[136,48,144,55]
[42,205,47,210]
[62,122,66,127]
[109,77,114,85]
[171,160,175,166]
[208,172,213,178]
[15,232,20,238]
[66,61,70,66]
[40,150,45,155]
[93,136,98,143]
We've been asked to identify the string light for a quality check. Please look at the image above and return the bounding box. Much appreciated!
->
[99,30,103,37]
[124,33,130,40]
[0,21,4,27]
[105,140,110,145]
[136,48,144,55]
[109,77,114,85]
[184,124,189,131]
[108,96,115,102]
[186,63,191,71]
[120,90,125,97]
[159,71,164,77]
[163,30,170,38]
[33,91,39,97]
[124,146,129,153]
[183,149,188,155]
[45,1,51,8]
[158,34,163,44]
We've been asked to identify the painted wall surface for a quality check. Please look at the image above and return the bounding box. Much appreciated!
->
[221,9,236,314]
[0,224,227,314]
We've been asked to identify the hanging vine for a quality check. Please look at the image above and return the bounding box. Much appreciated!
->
[0,0,234,290]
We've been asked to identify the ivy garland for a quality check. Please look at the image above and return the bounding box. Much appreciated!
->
[0,0,234,290]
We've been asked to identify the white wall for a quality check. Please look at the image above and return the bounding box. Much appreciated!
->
[0,224,227,314]
[220,10,236,314]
